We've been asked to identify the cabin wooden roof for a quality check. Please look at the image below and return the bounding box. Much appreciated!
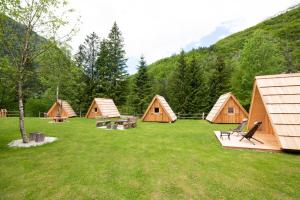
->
[87,98,120,118]
[206,92,247,122]
[142,95,177,121]
[255,73,300,150]
[48,99,77,117]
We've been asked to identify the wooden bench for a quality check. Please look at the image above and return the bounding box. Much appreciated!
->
[96,116,111,127]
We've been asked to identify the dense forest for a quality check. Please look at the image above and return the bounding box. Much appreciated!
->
[0,5,299,117]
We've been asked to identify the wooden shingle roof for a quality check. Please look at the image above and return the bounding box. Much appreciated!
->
[57,99,77,117]
[255,73,300,150]
[156,95,177,121]
[89,98,120,118]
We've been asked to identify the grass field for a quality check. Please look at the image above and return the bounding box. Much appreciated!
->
[0,118,299,200]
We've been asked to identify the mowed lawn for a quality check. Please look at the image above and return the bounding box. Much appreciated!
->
[0,118,299,200]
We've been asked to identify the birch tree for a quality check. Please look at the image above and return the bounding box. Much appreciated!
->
[0,0,77,143]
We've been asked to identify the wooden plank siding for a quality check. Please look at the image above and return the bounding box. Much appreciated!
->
[248,73,300,151]
[214,97,247,123]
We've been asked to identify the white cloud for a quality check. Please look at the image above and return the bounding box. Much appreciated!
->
[67,0,299,74]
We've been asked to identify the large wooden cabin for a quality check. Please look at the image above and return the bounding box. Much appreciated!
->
[247,73,300,151]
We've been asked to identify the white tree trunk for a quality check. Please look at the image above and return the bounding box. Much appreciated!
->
[18,80,28,143]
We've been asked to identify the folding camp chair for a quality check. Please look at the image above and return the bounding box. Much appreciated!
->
[220,118,248,139]
[231,118,248,135]
[239,121,264,145]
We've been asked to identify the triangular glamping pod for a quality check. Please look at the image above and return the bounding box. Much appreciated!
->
[47,99,77,118]
[206,92,248,123]
[86,98,120,118]
[248,73,300,151]
[142,95,177,123]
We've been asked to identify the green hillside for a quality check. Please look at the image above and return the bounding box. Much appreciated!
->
[144,5,300,111]
[148,5,300,77]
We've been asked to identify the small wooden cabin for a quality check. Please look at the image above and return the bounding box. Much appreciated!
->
[248,73,300,151]
[206,92,248,123]
[86,98,120,118]
[47,99,77,118]
[142,95,177,123]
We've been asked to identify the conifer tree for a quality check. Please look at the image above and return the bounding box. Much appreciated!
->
[169,50,188,113]
[134,56,152,114]
[95,39,110,96]
[208,55,230,108]
[185,56,208,114]
[107,22,128,105]
[75,32,100,98]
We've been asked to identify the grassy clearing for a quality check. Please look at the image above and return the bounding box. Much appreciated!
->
[0,118,299,200]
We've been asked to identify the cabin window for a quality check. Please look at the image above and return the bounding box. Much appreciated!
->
[154,107,160,113]
[94,107,98,112]
[228,107,234,114]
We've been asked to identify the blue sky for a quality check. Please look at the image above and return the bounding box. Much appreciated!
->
[183,25,231,52]
[67,0,300,74]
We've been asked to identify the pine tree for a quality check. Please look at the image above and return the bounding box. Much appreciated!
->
[133,56,152,114]
[208,54,230,108]
[169,50,188,113]
[107,22,128,105]
[95,39,110,96]
[74,32,100,98]
[185,56,208,114]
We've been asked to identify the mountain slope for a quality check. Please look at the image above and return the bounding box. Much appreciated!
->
[142,5,300,111]
[147,5,300,79]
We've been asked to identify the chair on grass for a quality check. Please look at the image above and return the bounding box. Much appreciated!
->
[240,121,264,145]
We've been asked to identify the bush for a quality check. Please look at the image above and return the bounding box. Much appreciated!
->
[25,98,51,117]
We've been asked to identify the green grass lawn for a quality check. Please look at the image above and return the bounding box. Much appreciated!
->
[0,118,299,200]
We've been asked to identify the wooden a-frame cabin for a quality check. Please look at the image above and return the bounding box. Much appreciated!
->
[206,92,248,124]
[86,98,120,118]
[47,99,77,118]
[247,73,300,151]
[142,95,177,123]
